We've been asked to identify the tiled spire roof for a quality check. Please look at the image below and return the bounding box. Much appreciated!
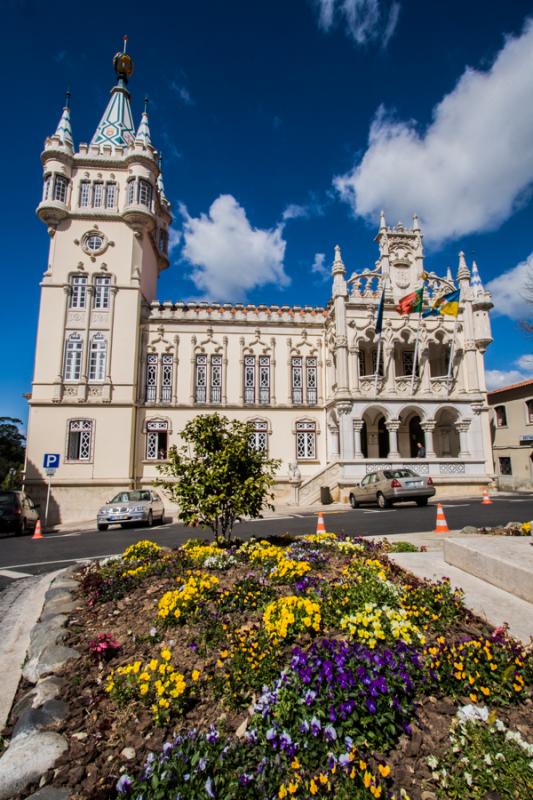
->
[135,97,152,147]
[54,90,73,146]
[91,39,135,148]
[470,260,484,296]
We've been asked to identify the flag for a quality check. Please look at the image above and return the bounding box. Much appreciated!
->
[375,289,385,335]
[396,287,423,315]
[422,288,460,318]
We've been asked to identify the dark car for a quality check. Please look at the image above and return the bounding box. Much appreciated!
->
[0,491,40,535]
[348,468,436,509]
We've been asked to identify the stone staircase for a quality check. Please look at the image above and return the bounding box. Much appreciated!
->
[389,534,533,644]
[298,461,342,506]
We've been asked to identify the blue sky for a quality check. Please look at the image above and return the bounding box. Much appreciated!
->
[2,0,533,426]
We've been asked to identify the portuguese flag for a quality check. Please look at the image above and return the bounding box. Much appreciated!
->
[396,286,424,315]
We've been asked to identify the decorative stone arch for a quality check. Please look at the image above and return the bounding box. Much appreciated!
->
[287,332,321,407]
[360,405,391,459]
[241,330,276,406]
[433,406,461,458]
[190,328,226,405]
[398,404,426,458]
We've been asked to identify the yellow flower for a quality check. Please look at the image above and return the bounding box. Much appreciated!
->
[363,771,372,789]
[191,670,201,682]
[378,764,391,778]
[278,786,287,799]
[161,648,171,662]
[309,779,318,795]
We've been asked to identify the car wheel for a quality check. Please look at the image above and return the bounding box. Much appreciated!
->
[349,494,359,509]
[377,492,390,509]
[147,510,153,527]
[16,519,26,537]
[97,523,108,531]
[416,498,428,507]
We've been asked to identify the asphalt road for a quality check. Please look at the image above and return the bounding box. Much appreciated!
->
[0,494,532,590]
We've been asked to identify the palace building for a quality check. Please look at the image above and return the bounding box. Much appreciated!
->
[24,48,495,523]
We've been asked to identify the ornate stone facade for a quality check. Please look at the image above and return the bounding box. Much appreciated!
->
[24,50,495,523]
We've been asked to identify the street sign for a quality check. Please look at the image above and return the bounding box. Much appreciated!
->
[43,453,60,469]
[45,468,57,477]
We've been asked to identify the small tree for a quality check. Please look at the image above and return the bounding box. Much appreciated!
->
[0,417,25,489]
[156,414,280,544]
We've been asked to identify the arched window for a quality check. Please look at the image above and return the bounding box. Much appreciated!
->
[138,179,153,208]
[526,399,533,424]
[94,276,111,310]
[67,419,93,461]
[495,405,507,427]
[42,174,52,202]
[88,334,107,382]
[52,175,68,203]
[291,356,317,405]
[146,419,169,460]
[69,275,87,309]
[249,419,269,453]
[296,420,317,460]
[64,334,83,381]
[127,179,136,206]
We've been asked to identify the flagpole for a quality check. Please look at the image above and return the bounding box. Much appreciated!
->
[374,333,382,397]
[410,279,426,394]
[446,306,460,396]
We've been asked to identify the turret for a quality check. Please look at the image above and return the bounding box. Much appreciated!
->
[36,91,74,227]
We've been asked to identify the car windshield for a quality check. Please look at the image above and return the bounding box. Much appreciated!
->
[109,491,151,503]
[0,492,17,505]
[383,469,417,479]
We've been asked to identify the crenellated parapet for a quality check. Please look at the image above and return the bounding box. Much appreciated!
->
[146,301,327,326]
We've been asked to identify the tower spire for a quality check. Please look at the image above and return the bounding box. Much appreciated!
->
[470,260,484,296]
[457,251,470,282]
[53,89,73,147]
[157,153,169,204]
[135,96,152,147]
[91,39,135,148]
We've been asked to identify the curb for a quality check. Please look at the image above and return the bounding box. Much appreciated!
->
[0,568,80,800]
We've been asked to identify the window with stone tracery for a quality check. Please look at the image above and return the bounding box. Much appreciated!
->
[160,355,173,403]
[64,334,83,381]
[195,354,207,403]
[67,419,93,462]
[249,420,269,453]
[358,350,368,376]
[146,420,168,460]
[53,175,68,203]
[371,348,384,377]
[127,179,136,205]
[195,354,223,404]
[105,183,117,209]
[70,275,87,309]
[79,181,90,208]
[92,182,104,208]
[42,175,52,201]
[401,350,419,377]
[145,354,158,402]
[93,276,111,310]
[210,355,222,404]
[291,356,317,404]
[138,179,153,209]
[296,420,316,460]
[88,334,107,382]
[244,355,270,405]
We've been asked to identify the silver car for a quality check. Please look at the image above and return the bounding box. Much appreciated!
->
[97,490,165,531]
[348,468,435,509]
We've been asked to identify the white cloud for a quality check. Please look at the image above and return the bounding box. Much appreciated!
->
[180,194,289,302]
[314,0,400,47]
[168,227,181,253]
[486,368,533,390]
[282,204,309,221]
[335,20,533,244]
[170,81,193,106]
[486,253,533,320]
[517,354,533,370]
[311,252,329,280]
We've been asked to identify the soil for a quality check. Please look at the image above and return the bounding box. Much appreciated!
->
[3,540,532,800]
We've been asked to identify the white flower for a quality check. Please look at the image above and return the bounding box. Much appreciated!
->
[427,755,438,769]
[483,754,492,766]
[457,704,489,723]
[464,772,473,787]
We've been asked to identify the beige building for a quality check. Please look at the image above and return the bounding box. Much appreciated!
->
[488,379,533,490]
[24,47,496,523]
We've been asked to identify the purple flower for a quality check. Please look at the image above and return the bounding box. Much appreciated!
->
[116,775,133,794]
[205,777,216,798]
[266,727,277,742]
[339,753,352,767]
[239,774,253,786]
[304,689,317,705]
[310,716,322,736]
[198,757,207,772]
[324,724,337,742]
[206,726,219,744]
[366,698,377,714]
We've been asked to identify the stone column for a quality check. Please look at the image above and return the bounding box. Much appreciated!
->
[350,344,360,393]
[339,404,354,460]
[353,419,364,459]
[386,419,401,459]
[420,346,431,394]
[384,341,395,393]
[328,423,340,460]
[421,420,436,458]
[457,420,471,457]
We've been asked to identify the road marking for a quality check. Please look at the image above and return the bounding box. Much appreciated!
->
[508,499,532,503]
[362,509,394,514]
[0,569,33,579]
[1,555,117,570]
[441,504,470,508]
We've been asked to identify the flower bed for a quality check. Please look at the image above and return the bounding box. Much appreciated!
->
[6,534,532,800]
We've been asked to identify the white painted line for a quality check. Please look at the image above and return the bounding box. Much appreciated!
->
[1,554,117,570]
[0,569,33,579]
[51,532,81,538]
[441,504,470,508]
[362,509,394,514]
[508,499,532,503]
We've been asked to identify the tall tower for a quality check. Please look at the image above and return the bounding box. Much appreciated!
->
[25,42,172,521]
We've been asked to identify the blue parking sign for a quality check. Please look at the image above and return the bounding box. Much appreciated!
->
[43,453,60,470]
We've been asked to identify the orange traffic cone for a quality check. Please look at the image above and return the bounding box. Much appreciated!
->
[316,513,326,534]
[434,503,449,534]
[32,519,43,540]
[481,488,493,505]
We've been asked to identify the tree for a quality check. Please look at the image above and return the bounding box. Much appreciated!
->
[0,417,25,489]
[155,414,280,544]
